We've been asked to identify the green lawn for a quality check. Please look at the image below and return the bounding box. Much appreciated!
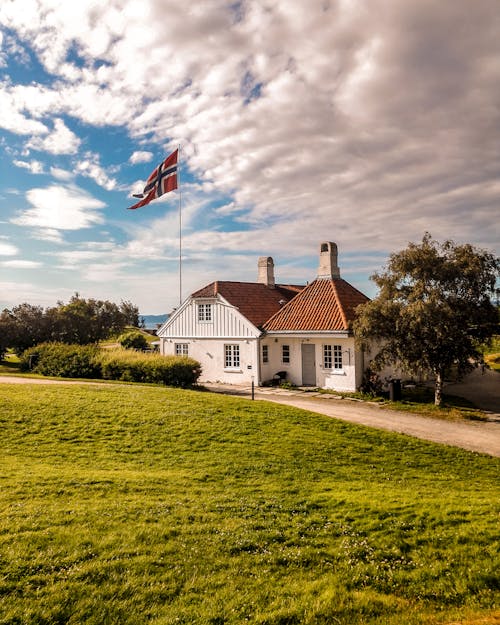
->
[0,383,498,625]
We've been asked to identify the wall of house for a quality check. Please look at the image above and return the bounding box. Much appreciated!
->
[362,343,406,390]
[161,298,258,339]
[161,337,259,384]
[260,336,359,391]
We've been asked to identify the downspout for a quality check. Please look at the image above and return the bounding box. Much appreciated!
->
[255,332,262,386]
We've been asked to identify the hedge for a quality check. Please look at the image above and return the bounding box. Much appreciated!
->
[99,349,201,387]
[20,343,101,379]
[20,343,202,387]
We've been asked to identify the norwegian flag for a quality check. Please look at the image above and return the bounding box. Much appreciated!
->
[128,149,178,209]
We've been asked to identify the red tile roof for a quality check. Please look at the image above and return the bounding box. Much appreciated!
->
[191,281,304,328]
[262,278,369,332]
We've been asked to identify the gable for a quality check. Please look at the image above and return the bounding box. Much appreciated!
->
[157,294,262,338]
[263,278,369,332]
[192,281,303,329]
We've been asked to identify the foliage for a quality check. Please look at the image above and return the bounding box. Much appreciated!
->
[481,335,500,372]
[19,343,101,378]
[1,294,140,354]
[354,233,500,406]
[359,365,385,396]
[99,349,201,387]
[18,343,201,387]
[0,315,14,361]
[0,303,51,355]
[0,383,498,624]
[118,330,150,350]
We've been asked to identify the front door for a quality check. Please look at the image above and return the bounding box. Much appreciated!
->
[301,343,316,386]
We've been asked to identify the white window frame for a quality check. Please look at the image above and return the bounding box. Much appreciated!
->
[224,344,240,369]
[198,303,212,322]
[282,344,290,364]
[175,343,189,356]
[323,344,342,370]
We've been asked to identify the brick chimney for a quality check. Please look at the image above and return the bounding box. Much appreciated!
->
[317,242,340,279]
[258,256,275,287]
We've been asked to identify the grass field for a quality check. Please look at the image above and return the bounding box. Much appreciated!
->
[0,382,499,624]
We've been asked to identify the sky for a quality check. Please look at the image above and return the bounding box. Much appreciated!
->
[1,0,499,315]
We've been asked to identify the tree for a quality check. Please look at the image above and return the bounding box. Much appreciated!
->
[1,304,52,355]
[118,330,149,351]
[353,234,500,406]
[53,294,137,344]
[119,300,140,327]
[2,295,142,353]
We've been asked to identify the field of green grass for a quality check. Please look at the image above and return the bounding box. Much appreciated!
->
[0,382,499,625]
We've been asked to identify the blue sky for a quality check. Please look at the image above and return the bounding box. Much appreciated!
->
[1,0,499,315]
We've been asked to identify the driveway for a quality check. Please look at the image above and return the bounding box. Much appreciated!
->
[203,383,500,458]
[1,375,499,458]
[444,366,500,413]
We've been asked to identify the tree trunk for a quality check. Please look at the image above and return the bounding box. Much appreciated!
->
[434,370,443,406]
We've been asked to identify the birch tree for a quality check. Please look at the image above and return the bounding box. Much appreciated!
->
[353,234,500,406]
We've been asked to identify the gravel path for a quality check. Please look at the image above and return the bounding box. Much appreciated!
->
[204,383,500,458]
[1,375,499,457]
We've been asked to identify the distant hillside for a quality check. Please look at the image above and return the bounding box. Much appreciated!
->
[141,314,168,329]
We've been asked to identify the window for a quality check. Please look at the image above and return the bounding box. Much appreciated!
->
[198,303,212,322]
[175,343,189,356]
[225,344,240,368]
[323,344,342,369]
[262,344,269,363]
[282,344,290,364]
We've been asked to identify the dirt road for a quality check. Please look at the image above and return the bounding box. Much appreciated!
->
[204,383,500,458]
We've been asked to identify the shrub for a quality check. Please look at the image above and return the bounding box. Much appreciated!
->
[98,349,201,387]
[19,344,201,387]
[118,330,150,351]
[20,343,101,378]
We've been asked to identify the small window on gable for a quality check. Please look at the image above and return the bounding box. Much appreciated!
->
[198,303,212,322]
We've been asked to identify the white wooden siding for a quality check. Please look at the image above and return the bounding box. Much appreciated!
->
[158,296,260,339]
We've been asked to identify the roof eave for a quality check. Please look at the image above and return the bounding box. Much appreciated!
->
[263,329,352,338]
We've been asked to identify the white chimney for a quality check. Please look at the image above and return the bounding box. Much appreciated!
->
[317,242,340,279]
[258,256,275,287]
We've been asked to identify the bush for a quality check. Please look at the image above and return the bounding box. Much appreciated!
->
[99,349,201,387]
[118,330,150,351]
[20,343,101,378]
[19,344,202,387]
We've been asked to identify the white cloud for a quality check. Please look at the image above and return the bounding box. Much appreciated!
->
[50,167,73,181]
[0,0,499,311]
[130,151,153,164]
[0,83,49,135]
[13,159,44,174]
[25,118,81,155]
[75,155,118,191]
[2,259,42,268]
[0,241,18,256]
[31,228,65,244]
[12,185,105,230]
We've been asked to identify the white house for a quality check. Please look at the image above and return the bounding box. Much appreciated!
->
[157,242,374,391]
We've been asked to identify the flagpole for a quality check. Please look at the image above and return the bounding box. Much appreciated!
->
[178,144,182,306]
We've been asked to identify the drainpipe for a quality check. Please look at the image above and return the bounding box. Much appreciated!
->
[255,333,262,389]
